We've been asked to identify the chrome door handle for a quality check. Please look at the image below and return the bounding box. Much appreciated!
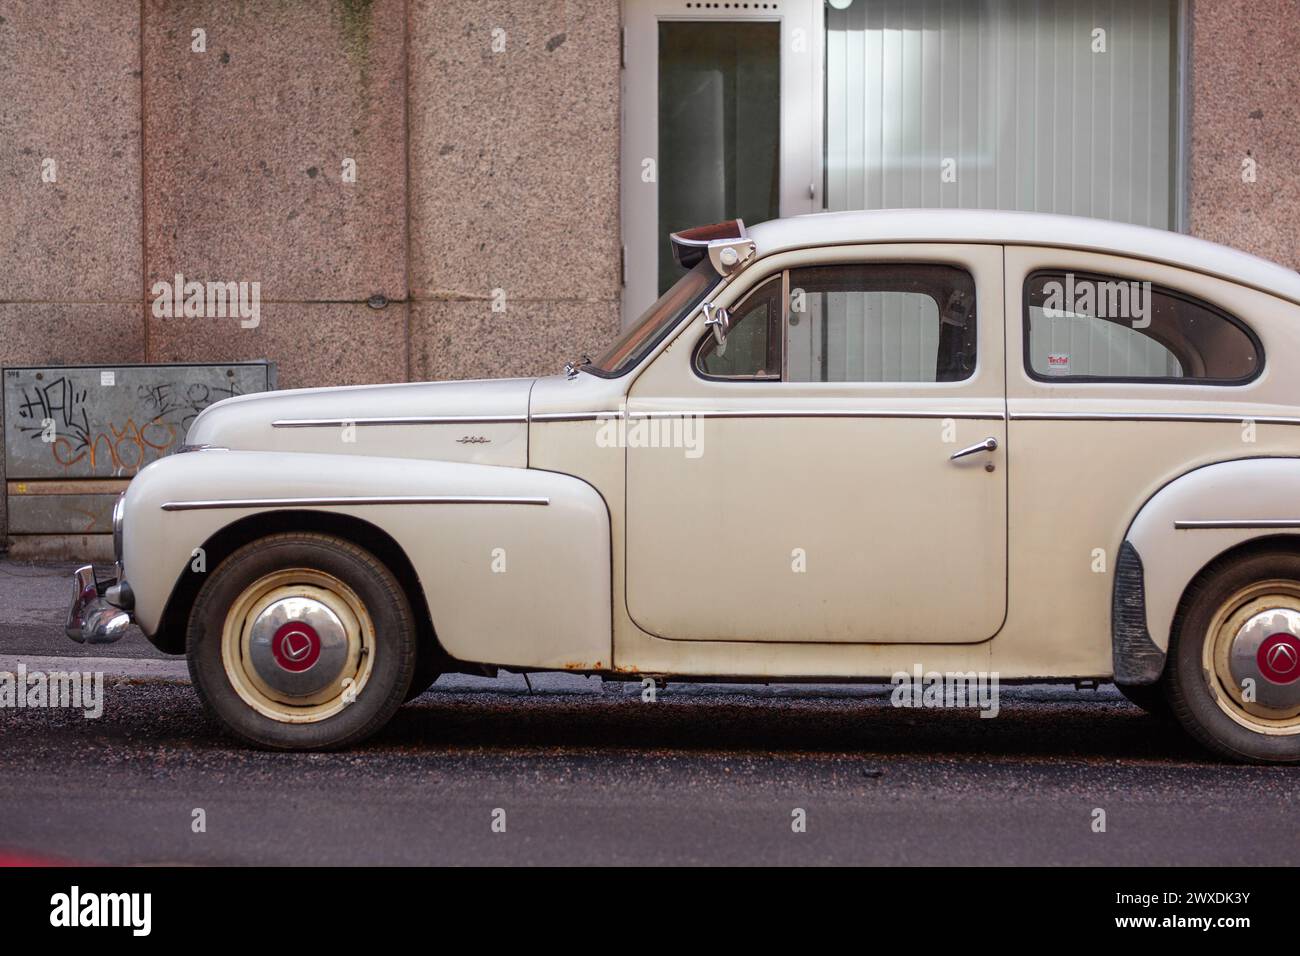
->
[949,437,998,461]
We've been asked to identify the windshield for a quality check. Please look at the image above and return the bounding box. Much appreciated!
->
[586,260,719,376]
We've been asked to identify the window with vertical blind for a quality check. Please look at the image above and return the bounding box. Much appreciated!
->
[825,0,1180,229]
[787,263,976,382]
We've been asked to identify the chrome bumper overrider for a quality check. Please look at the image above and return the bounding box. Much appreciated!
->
[65,565,132,645]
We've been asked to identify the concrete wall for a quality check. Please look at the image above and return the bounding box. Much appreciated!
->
[1187,0,1300,268]
[0,0,622,548]
[0,0,622,392]
[408,0,621,381]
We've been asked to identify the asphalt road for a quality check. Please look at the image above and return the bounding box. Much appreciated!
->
[1,561,1296,866]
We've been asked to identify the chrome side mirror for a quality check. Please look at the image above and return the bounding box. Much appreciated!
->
[702,301,731,354]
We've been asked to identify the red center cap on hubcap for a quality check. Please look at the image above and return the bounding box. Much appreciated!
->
[271,622,322,673]
[1257,632,1300,685]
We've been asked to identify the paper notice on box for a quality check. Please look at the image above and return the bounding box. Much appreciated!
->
[100,370,116,386]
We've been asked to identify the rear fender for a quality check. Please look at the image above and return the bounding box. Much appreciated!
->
[1120,457,1300,682]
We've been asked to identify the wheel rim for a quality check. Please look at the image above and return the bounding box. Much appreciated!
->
[221,568,375,723]
[1203,580,1300,735]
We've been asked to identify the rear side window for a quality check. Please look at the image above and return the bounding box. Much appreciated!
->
[1024,271,1262,383]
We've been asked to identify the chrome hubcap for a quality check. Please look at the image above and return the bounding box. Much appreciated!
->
[1206,581,1300,733]
[1229,609,1300,710]
[248,596,349,697]
[221,569,375,724]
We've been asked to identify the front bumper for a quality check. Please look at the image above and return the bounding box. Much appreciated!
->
[65,565,132,645]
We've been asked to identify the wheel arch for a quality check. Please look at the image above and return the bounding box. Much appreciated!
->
[1170,534,1300,630]
[152,510,441,664]
[1118,456,1300,683]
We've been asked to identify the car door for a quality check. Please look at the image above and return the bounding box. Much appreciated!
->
[624,243,1007,644]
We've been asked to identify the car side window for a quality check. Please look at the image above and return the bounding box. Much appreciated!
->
[1024,270,1262,383]
[785,264,977,383]
[695,276,782,380]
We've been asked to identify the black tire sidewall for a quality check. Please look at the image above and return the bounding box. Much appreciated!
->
[403,647,441,703]
[1169,550,1300,763]
[187,534,416,750]
[1116,682,1175,720]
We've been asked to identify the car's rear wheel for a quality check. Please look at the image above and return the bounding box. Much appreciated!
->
[187,532,416,750]
[1168,550,1300,763]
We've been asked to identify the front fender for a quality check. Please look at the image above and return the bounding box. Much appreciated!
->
[1123,457,1300,674]
[124,450,612,670]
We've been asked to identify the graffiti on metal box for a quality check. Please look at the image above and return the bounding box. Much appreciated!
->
[12,377,241,475]
[3,365,274,480]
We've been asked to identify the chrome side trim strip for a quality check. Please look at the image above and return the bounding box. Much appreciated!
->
[272,415,527,428]
[652,409,1003,421]
[314,410,1300,427]
[160,495,550,512]
[176,443,229,453]
[1012,412,1300,426]
[531,412,607,423]
[534,410,1004,422]
[1174,519,1300,530]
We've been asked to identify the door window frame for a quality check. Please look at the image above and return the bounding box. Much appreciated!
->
[692,273,783,381]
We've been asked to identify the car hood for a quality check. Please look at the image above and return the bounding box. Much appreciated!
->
[184,377,535,467]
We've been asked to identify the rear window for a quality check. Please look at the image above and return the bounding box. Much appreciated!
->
[1024,270,1262,384]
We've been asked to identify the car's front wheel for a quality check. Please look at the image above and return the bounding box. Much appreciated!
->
[187,532,417,750]
[1168,549,1300,763]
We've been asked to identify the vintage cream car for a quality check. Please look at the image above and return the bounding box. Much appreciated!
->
[68,210,1300,762]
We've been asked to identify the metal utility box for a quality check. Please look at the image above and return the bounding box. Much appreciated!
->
[3,362,275,541]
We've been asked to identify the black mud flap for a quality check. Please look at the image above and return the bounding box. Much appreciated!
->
[1112,540,1167,686]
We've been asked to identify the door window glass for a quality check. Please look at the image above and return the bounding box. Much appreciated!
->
[786,264,977,383]
[1024,271,1261,382]
[695,276,781,379]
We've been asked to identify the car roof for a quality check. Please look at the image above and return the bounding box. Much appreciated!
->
[746,209,1300,306]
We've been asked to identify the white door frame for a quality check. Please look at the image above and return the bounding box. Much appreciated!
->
[620,0,823,326]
